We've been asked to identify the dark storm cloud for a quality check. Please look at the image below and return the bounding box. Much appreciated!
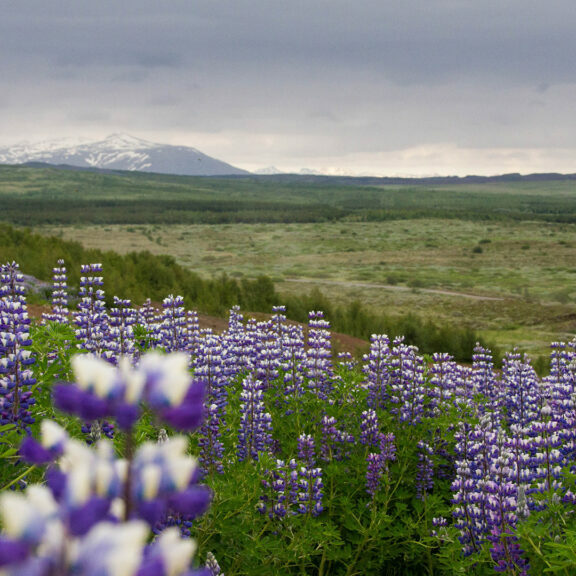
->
[2,0,576,174]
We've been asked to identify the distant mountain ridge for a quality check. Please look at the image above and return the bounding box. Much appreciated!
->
[0,134,250,176]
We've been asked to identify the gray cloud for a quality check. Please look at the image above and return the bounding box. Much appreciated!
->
[2,1,576,174]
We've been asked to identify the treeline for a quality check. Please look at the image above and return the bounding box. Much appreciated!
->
[5,196,576,226]
[3,165,576,226]
[1,224,491,362]
[0,198,347,225]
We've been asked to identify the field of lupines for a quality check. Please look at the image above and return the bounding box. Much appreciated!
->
[3,259,576,575]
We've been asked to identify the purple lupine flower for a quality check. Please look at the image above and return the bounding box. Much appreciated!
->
[42,258,70,324]
[547,340,576,395]
[501,349,541,431]
[451,419,530,566]
[388,339,426,424]
[302,311,334,400]
[526,402,565,502]
[296,465,323,517]
[379,432,396,464]
[53,352,204,432]
[427,352,457,416]
[415,441,434,500]
[359,409,380,448]
[484,430,530,574]
[0,262,36,432]
[297,433,316,467]
[489,528,530,576]
[237,374,273,462]
[137,298,161,351]
[193,334,230,416]
[451,421,485,556]
[236,318,259,375]
[74,263,108,355]
[24,419,210,532]
[335,352,354,371]
[472,344,503,427]
[544,340,576,462]
[320,415,354,462]
[259,459,290,519]
[271,305,288,338]
[80,419,115,444]
[159,295,188,353]
[0,483,204,576]
[253,321,282,390]
[19,418,67,464]
[430,516,449,539]
[206,551,224,576]
[5,349,211,576]
[222,306,246,377]
[186,309,201,356]
[138,436,211,535]
[199,403,225,476]
[365,432,396,501]
[366,453,384,500]
[0,484,144,575]
[449,363,476,413]
[102,296,137,364]
[363,334,391,410]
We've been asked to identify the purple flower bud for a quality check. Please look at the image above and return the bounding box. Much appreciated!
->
[0,538,29,567]
[68,497,111,536]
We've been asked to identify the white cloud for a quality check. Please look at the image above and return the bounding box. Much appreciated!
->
[2,1,576,175]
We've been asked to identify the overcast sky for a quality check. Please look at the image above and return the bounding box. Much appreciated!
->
[2,1,576,176]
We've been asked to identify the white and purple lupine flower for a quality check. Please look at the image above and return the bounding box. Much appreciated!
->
[74,263,109,356]
[415,441,434,501]
[103,297,138,364]
[193,335,229,415]
[427,352,457,416]
[363,334,391,410]
[320,415,354,462]
[21,420,210,533]
[295,465,323,517]
[198,403,225,477]
[205,551,224,576]
[359,409,380,448]
[280,324,306,399]
[253,322,282,390]
[237,374,273,462]
[0,482,207,576]
[258,458,291,519]
[159,295,189,353]
[42,258,70,325]
[302,311,334,400]
[0,262,36,432]
[388,339,426,425]
[365,432,396,501]
[53,352,204,432]
[297,433,316,467]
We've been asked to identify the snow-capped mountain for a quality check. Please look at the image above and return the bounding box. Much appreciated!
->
[0,134,250,176]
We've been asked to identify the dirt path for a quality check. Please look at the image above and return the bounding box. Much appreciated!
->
[283,278,505,301]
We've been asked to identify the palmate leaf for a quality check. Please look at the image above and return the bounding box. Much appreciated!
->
[0,423,16,435]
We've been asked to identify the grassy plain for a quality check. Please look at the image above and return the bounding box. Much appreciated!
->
[37,218,576,357]
[3,164,576,357]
